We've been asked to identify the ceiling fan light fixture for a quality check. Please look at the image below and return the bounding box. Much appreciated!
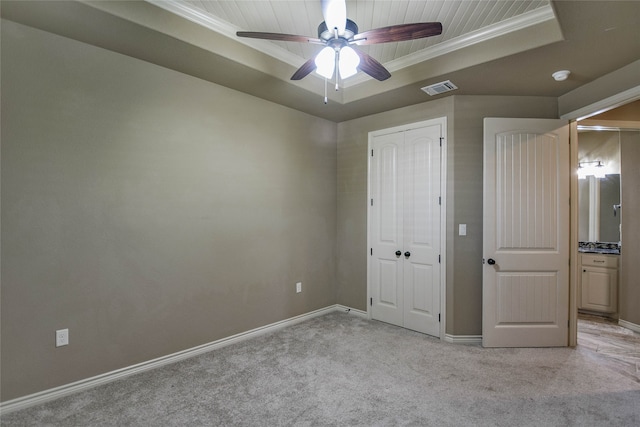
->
[338,46,360,79]
[315,46,336,79]
[236,0,442,86]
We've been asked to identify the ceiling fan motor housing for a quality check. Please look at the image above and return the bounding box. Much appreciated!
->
[318,18,358,41]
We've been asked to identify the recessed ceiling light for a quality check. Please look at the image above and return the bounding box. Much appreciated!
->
[552,70,571,81]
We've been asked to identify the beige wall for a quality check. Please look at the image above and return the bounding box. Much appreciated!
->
[336,95,558,335]
[620,131,640,326]
[336,98,455,312]
[4,11,633,404]
[558,60,640,117]
[1,20,337,401]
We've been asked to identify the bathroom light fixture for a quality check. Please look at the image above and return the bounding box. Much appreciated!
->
[552,70,571,81]
[578,160,606,179]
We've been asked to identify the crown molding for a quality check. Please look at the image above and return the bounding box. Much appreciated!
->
[147,1,557,88]
[389,5,556,72]
[146,0,305,68]
[345,5,558,87]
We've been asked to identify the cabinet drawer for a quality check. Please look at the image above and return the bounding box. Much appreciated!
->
[581,254,618,268]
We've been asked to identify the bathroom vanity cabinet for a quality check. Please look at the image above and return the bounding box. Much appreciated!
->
[579,253,618,313]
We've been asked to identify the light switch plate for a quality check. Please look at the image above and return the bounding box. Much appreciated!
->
[459,224,467,236]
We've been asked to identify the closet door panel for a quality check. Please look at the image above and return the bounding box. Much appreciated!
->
[403,126,441,336]
[370,133,404,327]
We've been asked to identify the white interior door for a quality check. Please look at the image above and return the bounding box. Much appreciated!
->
[402,128,441,336]
[483,118,569,347]
[370,132,404,327]
[370,121,442,337]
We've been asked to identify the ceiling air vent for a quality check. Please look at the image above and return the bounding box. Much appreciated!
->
[421,80,458,96]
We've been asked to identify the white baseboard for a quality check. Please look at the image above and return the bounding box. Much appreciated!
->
[618,319,640,334]
[335,304,368,318]
[444,334,483,345]
[0,305,344,415]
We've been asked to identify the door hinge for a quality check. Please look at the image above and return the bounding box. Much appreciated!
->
[370,297,373,306]
[438,196,441,205]
[438,254,441,263]
[370,248,373,256]
[439,313,441,322]
[440,137,443,147]
[371,149,374,157]
[371,198,373,206]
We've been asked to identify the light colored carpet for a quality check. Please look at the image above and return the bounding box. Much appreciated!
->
[2,312,640,426]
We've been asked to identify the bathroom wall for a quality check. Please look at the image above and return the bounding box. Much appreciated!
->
[619,130,640,326]
[585,101,640,327]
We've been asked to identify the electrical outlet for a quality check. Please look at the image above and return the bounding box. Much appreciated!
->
[296,282,302,293]
[56,329,69,347]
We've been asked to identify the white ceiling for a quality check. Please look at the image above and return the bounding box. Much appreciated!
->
[2,1,639,121]
[150,0,555,87]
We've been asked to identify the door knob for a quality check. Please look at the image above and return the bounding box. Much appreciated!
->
[404,251,411,257]
[487,258,496,265]
[395,250,402,256]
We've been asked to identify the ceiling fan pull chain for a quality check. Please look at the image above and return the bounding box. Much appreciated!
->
[334,50,340,91]
[324,77,328,104]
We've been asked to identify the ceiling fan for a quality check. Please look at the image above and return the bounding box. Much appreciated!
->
[236,0,442,84]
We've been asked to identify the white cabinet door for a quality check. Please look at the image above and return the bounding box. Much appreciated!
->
[581,267,618,312]
[370,121,442,337]
[483,118,569,347]
[580,253,618,313]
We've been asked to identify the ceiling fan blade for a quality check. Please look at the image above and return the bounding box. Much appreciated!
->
[352,22,442,45]
[321,0,347,35]
[237,31,322,44]
[354,49,391,81]
[290,57,318,80]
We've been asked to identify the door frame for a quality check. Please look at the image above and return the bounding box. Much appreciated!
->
[366,117,448,339]
[562,85,640,346]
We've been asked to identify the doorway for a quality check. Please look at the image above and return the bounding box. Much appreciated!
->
[567,94,640,346]
[574,101,640,350]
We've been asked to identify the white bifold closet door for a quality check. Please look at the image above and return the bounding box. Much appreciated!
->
[369,122,442,337]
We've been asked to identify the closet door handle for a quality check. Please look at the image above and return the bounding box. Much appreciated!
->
[395,250,402,256]
[487,258,496,265]
[404,251,411,257]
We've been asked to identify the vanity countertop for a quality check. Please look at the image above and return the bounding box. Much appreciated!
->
[578,242,620,255]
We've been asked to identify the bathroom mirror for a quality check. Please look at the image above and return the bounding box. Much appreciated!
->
[577,129,621,243]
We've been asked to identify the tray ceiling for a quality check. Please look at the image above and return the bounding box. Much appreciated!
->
[3,1,639,121]
[150,0,555,85]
